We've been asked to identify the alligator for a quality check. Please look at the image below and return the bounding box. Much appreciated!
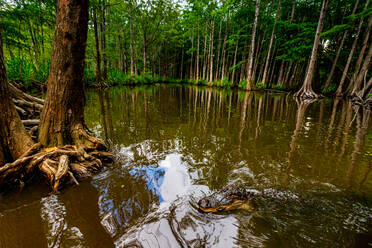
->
[197,186,262,213]
[197,186,305,214]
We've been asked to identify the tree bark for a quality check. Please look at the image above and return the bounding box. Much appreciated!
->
[39,0,96,148]
[246,0,261,90]
[294,0,329,99]
[0,27,34,166]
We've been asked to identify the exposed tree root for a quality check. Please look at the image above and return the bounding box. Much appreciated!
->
[294,88,323,99]
[0,141,113,192]
[8,82,44,140]
[351,94,372,110]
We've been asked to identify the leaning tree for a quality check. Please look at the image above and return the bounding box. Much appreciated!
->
[0,0,112,192]
[0,25,34,167]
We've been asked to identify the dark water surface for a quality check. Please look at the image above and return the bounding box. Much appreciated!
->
[1,85,372,247]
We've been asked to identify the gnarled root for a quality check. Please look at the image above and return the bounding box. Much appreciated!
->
[0,141,113,192]
[294,89,322,99]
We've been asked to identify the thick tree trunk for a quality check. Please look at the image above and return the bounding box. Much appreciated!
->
[294,0,329,99]
[262,0,281,85]
[246,0,260,90]
[0,28,33,166]
[38,0,93,148]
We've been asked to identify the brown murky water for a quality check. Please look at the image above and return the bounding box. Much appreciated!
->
[1,85,371,247]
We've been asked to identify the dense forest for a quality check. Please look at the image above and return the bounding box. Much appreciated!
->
[0,0,371,100]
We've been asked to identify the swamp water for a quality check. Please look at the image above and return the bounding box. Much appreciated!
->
[0,85,371,247]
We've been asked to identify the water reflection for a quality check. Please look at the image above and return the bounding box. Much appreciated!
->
[85,85,372,247]
[0,85,371,247]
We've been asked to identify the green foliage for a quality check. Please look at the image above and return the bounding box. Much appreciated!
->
[84,66,97,85]
[2,0,370,95]
[272,84,286,90]
[238,80,247,89]
[321,24,350,38]
[322,83,337,94]
[107,70,131,85]
[255,82,267,89]
[5,57,49,87]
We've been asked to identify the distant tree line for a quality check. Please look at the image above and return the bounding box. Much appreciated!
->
[0,0,371,99]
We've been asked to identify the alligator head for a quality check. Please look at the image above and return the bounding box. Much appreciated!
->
[198,187,260,213]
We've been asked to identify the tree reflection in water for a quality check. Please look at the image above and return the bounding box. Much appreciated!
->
[0,85,371,247]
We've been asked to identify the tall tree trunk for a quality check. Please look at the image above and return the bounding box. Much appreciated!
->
[196,16,200,83]
[143,32,147,75]
[231,39,239,85]
[129,2,135,77]
[246,0,261,90]
[202,33,208,80]
[93,7,101,84]
[277,0,296,87]
[294,0,329,99]
[323,0,361,92]
[0,27,33,166]
[221,15,229,82]
[100,0,107,79]
[290,0,296,22]
[190,29,194,80]
[214,19,223,81]
[180,44,184,79]
[262,0,281,85]
[209,17,215,83]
